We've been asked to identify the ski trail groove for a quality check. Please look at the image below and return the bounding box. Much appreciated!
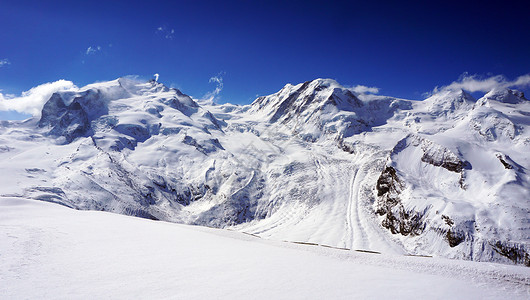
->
[345,167,356,248]
[349,164,370,250]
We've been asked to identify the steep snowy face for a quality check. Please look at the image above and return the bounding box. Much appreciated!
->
[375,133,529,261]
[477,88,527,106]
[461,89,529,144]
[397,89,477,135]
[250,79,362,121]
[1,77,529,266]
[249,78,408,141]
[423,89,475,115]
[10,78,231,219]
[38,77,221,149]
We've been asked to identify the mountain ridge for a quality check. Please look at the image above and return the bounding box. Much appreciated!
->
[1,77,529,266]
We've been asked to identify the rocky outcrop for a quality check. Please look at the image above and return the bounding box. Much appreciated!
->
[393,134,469,173]
[39,89,107,142]
[491,241,530,266]
[496,153,513,169]
[375,166,425,236]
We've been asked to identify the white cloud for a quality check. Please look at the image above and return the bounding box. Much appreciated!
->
[86,46,102,55]
[0,80,77,116]
[0,58,10,67]
[351,85,379,94]
[156,26,175,40]
[512,74,530,87]
[0,90,14,100]
[430,73,530,95]
[203,72,225,103]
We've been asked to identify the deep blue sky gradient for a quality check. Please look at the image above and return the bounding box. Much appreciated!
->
[1,0,529,106]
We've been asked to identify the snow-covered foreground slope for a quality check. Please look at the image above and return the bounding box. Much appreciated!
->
[1,197,528,299]
[0,77,529,266]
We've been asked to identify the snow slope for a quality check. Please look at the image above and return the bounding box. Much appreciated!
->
[1,197,528,299]
[0,77,529,266]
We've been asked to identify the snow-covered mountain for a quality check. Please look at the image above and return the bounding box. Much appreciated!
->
[1,77,529,266]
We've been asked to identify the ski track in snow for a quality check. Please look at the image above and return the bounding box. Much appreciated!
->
[348,162,397,253]
[350,165,373,250]
[346,166,357,248]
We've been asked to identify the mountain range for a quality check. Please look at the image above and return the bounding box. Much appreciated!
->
[1,77,528,266]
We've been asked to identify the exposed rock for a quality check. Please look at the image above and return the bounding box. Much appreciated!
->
[491,241,530,266]
[393,134,469,173]
[375,166,425,236]
[445,229,465,247]
[496,153,513,169]
[376,166,401,197]
[441,214,454,227]
[39,90,108,142]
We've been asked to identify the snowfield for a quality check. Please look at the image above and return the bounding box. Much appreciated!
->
[0,77,529,268]
[1,197,528,299]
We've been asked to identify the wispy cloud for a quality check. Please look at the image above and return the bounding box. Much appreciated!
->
[156,26,175,40]
[86,46,102,55]
[203,72,225,103]
[0,58,10,67]
[429,73,530,96]
[0,80,77,116]
[351,85,379,94]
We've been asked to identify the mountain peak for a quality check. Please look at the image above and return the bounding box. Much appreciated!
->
[456,89,475,100]
[423,88,475,115]
[250,78,362,124]
[479,87,527,105]
[428,88,475,100]
[308,78,342,90]
[36,77,200,144]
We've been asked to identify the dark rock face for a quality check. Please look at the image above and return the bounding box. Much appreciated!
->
[39,93,67,127]
[39,89,108,142]
[163,95,199,117]
[39,94,90,142]
[491,241,530,266]
[375,166,425,236]
[392,134,469,173]
[496,153,513,169]
[379,207,425,236]
[376,166,400,197]
[445,229,465,247]
[436,215,465,247]
[417,137,468,173]
[152,178,210,207]
[182,135,224,154]
[421,154,464,173]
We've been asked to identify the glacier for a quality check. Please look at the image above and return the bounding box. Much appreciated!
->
[1,77,529,266]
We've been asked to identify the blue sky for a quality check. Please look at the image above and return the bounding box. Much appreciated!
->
[0,0,529,119]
